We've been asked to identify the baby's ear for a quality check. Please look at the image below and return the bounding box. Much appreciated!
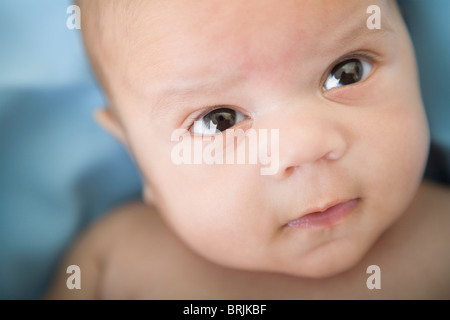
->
[94,108,127,146]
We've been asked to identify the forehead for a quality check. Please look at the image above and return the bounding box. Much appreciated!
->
[91,0,394,99]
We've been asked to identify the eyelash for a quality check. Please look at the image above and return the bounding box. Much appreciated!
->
[185,51,380,132]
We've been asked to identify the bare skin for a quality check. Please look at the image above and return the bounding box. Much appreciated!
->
[45,0,449,299]
[46,180,450,299]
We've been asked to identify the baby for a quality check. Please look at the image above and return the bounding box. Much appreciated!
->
[47,0,450,299]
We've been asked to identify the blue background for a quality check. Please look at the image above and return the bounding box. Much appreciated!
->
[0,0,449,299]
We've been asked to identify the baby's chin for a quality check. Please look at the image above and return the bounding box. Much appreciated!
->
[280,252,365,279]
[254,238,372,279]
[300,241,376,279]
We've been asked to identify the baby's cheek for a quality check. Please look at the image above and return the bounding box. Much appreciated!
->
[366,99,428,210]
[391,97,429,174]
[161,168,269,268]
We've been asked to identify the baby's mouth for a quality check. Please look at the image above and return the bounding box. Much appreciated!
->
[286,198,361,229]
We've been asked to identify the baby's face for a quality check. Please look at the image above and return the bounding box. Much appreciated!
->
[84,0,429,277]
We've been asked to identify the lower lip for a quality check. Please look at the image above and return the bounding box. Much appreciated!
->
[287,199,360,229]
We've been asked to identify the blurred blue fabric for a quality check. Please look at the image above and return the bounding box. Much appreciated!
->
[0,0,142,299]
[0,0,449,300]
[399,0,450,147]
[398,0,450,185]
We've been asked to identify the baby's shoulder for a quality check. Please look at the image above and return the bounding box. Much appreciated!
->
[419,180,450,228]
[390,180,450,249]
[93,199,171,265]
[410,181,450,257]
[93,201,199,298]
[360,180,450,299]
[76,200,162,260]
[45,200,160,299]
[410,180,450,295]
[94,200,161,240]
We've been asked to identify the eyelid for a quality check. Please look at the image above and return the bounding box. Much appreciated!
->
[320,50,381,92]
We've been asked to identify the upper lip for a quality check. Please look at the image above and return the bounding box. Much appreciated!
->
[305,199,349,215]
[285,198,355,225]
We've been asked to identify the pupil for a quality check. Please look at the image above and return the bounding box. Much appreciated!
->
[205,108,236,131]
[334,59,362,85]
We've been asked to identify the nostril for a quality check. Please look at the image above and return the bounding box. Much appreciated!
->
[284,166,299,178]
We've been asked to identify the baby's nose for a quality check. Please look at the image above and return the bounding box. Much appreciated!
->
[260,106,349,178]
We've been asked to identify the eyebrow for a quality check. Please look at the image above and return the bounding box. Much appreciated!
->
[149,74,242,117]
[333,13,396,51]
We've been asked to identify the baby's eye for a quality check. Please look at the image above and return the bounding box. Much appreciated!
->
[190,107,247,135]
[323,58,372,91]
